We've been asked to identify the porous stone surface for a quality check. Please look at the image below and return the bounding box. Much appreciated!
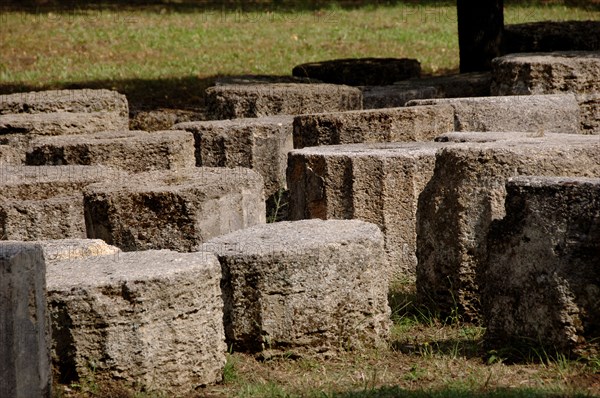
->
[292,105,454,148]
[362,72,491,109]
[0,144,21,164]
[292,58,421,86]
[84,167,266,252]
[407,94,581,134]
[0,112,130,136]
[577,93,600,134]
[288,142,446,279]
[504,21,600,53]
[0,89,128,117]
[416,134,600,322]
[47,250,226,394]
[0,166,124,240]
[202,219,391,354]
[174,116,293,197]
[483,176,600,356]
[434,131,544,143]
[205,83,362,119]
[0,242,51,398]
[26,130,195,173]
[491,52,600,96]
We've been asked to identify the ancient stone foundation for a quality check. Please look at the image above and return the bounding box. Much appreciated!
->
[483,176,600,356]
[202,220,391,354]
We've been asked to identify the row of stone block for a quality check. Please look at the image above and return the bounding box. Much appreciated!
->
[2,218,391,395]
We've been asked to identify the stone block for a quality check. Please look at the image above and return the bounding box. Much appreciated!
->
[292,105,454,148]
[362,72,491,109]
[47,249,225,394]
[416,134,600,321]
[407,94,581,134]
[292,57,421,86]
[174,116,293,197]
[202,219,390,354]
[26,130,195,173]
[434,131,543,143]
[0,165,124,240]
[0,112,129,136]
[0,144,22,164]
[504,21,600,54]
[491,51,600,96]
[483,176,600,356]
[84,167,265,252]
[0,242,51,398]
[288,142,445,279]
[577,93,600,134]
[205,83,362,120]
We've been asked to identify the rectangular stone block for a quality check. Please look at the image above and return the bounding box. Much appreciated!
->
[0,242,51,398]
[483,176,600,356]
[174,116,293,197]
[0,165,124,240]
[0,112,129,136]
[288,142,445,280]
[407,94,581,134]
[416,134,600,322]
[26,130,195,173]
[577,93,600,134]
[292,105,454,149]
[47,249,226,394]
[205,83,362,119]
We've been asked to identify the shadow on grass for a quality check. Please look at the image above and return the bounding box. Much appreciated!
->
[332,386,589,398]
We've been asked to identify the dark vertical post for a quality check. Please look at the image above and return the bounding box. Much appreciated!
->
[457,0,504,72]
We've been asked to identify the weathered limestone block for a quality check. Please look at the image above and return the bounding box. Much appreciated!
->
[0,242,51,398]
[26,130,195,173]
[504,21,600,54]
[0,112,129,136]
[491,52,600,96]
[417,134,600,322]
[288,142,446,279]
[0,89,128,117]
[205,83,362,119]
[292,57,421,86]
[407,94,581,134]
[0,166,124,240]
[84,168,265,252]
[47,250,226,394]
[292,105,454,148]
[362,72,491,109]
[202,219,391,354]
[483,176,600,356]
[174,116,293,197]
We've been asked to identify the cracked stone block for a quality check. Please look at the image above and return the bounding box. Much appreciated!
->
[201,219,391,354]
[292,105,454,149]
[417,134,600,322]
[47,249,226,395]
[292,57,421,86]
[84,167,265,252]
[287,142,450,279]
[407,94,581,134]
[0,165,124,240]
[205,83,362,119]
[483,176,600,356]
[174,116,293,197]
[0,242,51,398]
[26,130,195,173]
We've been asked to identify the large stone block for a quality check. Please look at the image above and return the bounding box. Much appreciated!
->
[174,116,293,197]
[491,52,600,96]
[0,165,124,240]
[416,134,600,322]
[202,220,390,354]
[0,242,51,398]
[47,249,226,394]
[483,176,600,356]
[288,142,446,279]
[292,57,421,86]
[84,167,265,252]
[407,94,581,134]
[26,130,195,173]
[205,83,362,119]
[362,72,491,109]
[0,112,129,136]
[292,105,454,148]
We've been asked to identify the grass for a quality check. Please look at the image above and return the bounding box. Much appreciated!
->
[1,1,598,111]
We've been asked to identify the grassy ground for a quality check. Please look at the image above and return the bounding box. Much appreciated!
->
[1,1,598,110]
